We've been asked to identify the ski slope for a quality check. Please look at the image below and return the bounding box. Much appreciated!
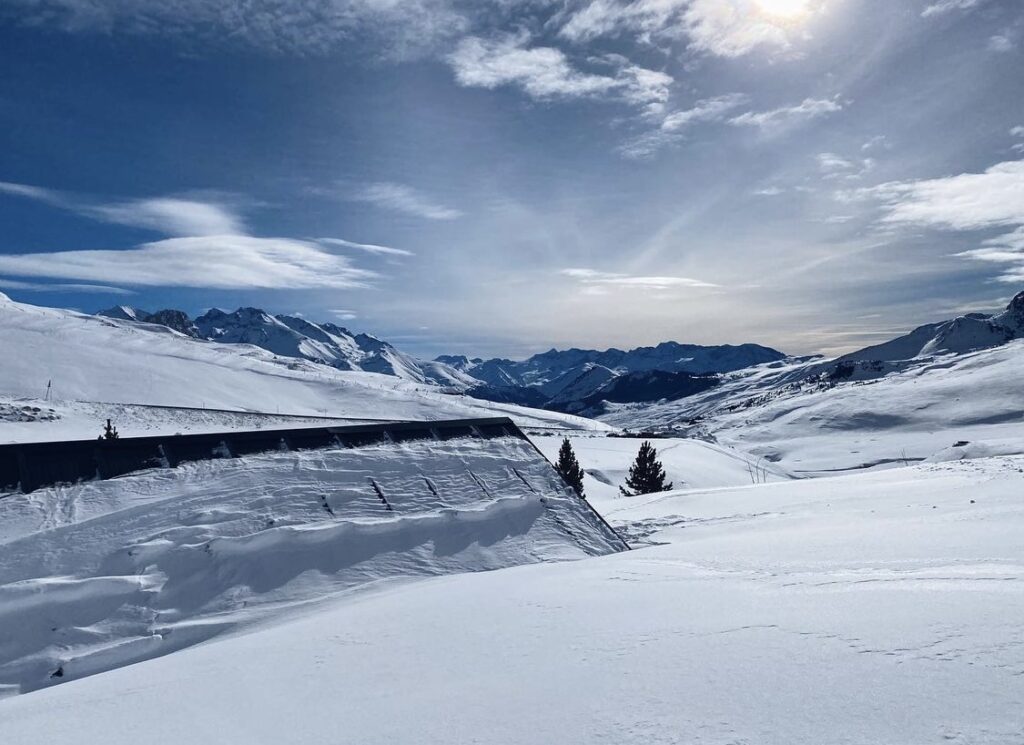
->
[0,434,624,695]
[0,293,610,441]
[2,454,1021,743]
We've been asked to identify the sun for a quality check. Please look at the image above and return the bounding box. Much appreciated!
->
[753,0,811,20]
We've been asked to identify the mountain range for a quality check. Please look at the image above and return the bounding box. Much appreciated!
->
[97,290,1024,415]
[97,305,786,412]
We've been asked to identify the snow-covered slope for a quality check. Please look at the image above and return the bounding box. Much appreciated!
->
[2,454,1021,743]
[838,290,1024,362]
[0,293,611,440]
[0,434,623,694]
[533,434,793,505]
[601,340,1024,472]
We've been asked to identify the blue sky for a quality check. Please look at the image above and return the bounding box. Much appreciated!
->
[1,0,1022,359]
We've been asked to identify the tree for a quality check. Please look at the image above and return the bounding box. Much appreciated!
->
[101,419,119,440]
[620,441,672,496]
[555,437,586,498]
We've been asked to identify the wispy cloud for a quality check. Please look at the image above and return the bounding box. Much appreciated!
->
[447,34,671,112]
[850,159,1024,283]
[855,160,1024,230]
[318,237,413,257]
[988,34,1014,53]
[817,152,874,180]
[4,0,468,58]
[330,309,359,321]
[0,181,390,290]
[0,235,376,289]
[91,197,244,236]
[350,182,462,220]
[562,267,717,293]
[0,181,57,202]
[0,278,134,295]
[661,94,749,132]
[0,180,245,236]
[921,0,985,18]
[730,97,844,134]
[618,93,747,158]
[557,0,818,58]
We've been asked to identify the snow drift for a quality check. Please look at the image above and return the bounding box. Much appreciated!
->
[0,433,625,694]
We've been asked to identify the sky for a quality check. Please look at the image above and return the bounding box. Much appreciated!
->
[0,0,1022,360]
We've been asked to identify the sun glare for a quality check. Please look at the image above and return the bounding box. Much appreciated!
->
[754,0,811,20]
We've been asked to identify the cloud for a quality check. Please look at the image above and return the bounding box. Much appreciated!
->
[0,180,59,202]
[817,152,874,180]
[988,34,1014,53]
[318,237,414,257]
[0,235,376,289]
[449,35,621,99]
[330,309,359,321]
[618,93,747,158]
[90,197,244,236]
[730,96,844,134]
[0,278,135,294]
[350,182,462,220]
[1011,126,1024,138]
[0,181,390,290]
[561,267,717,292]
[661,93,749,132]
[0,180,245,236]
[857,160,1024,230]
[3,0,468,58]
[921,0,984,17]
[852,159,1024,283]
[558,0,818,58]
[447,34,672,111]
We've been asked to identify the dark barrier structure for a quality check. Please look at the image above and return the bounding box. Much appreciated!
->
[0,417,523,495]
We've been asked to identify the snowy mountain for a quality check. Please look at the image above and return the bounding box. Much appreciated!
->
[443,342,785,410]
[99,305,475,388]
[837,290,1024,363]
[98,306,787,411]
[443,341,786,387]
[598,292,1024,472]
[0,293,609,441]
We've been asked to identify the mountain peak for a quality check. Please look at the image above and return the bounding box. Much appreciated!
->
[1008,290,1024,313]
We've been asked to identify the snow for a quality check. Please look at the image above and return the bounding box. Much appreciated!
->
[0,434,623,694]
[601,340,1024,473]
[0,294,611,441]
[533,434,793,507]
[1,455,1022,743]
[2,291,1023,742]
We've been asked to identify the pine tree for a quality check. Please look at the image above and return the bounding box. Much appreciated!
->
[555,437,586,498]
[101,419,119,440]
[620,441,672,496]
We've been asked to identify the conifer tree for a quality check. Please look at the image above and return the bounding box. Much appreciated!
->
[101,419,119,440]
[555,437,586,498]
[620,441,672,496]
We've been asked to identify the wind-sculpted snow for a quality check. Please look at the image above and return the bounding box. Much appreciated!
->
[1,456,1021,743]
[0,435,623,694]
